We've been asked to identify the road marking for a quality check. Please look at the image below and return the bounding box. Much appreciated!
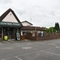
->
[0,43,2,44]
[3,41,9,43]
[35,42,45,44]
[2,59,5,60]
[41,50,60,56]
[48,43,57,46]
[1,48,51,60]
[22,47,32,49]
[27,43,31,45]
[1,47,13,50]
[15,56,22,60]
[48,43,60,48]
[56,46,59,48]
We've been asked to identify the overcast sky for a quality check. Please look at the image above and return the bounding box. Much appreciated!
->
[0,0,60,27]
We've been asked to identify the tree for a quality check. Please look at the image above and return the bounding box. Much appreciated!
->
[49,27,54,33]
[46,28,49,33]
[54,23,59,32]
[46,27,56,33]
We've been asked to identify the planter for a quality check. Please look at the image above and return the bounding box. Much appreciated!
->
[21,36,25,40]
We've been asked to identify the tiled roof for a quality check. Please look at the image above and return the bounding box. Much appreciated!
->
[21,26,45,31]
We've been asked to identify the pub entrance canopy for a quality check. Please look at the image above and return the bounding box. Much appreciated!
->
[0,22,21,27]
[0,21,22,40]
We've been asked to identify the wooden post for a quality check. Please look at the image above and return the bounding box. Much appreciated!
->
[2,28,3,40]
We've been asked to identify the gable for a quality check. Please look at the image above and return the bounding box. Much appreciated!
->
[22,21,33,26]
[22,22,33,26]
[0,8,23,27]
[2,12,18,23]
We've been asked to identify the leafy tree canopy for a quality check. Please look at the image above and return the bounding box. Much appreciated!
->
[54,22,59,31]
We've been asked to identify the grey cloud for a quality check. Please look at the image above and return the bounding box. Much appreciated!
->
[14,9,26,16]
[0,0,60,27]
[17,11,26,15]
[50,11,56,16]
[42,14,48,18]
[0,0,12,4]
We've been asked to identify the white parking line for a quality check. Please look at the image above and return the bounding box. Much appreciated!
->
[41,50,60,56]
[27,43,31,45]
[48,43,60,48]
[1,48,52,60]
[2,59,5,60]
[1,47,13,50]
[35,42,45,44]
[3,41,10,43]
[0,43,2,44]
[22,46,32,49]
[1,50,42,60]
[55,46,59,48]
[15,56,22,60]
[48,43,57,46]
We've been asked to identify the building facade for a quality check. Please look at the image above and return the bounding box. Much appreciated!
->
[21,21,45,40]
[0,8,23,40]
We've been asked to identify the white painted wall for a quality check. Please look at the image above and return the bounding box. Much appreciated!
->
[22,22,32,26]
[2,12,18,23]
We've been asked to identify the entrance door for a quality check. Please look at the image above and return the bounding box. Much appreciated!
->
[3,28,15,39]
[8,28,15,39]
[3,28,20,40]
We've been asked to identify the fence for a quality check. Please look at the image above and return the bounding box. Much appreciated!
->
[37,32,60,40]
[24,32,60,41]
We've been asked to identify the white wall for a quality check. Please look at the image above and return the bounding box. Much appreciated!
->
[2,12,18,23]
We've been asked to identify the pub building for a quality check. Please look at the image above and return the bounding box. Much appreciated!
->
[0,8,23,40]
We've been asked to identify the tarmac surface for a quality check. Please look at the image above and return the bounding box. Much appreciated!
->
[0,39,60,60]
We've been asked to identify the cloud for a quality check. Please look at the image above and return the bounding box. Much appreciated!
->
[0,0,12,4]
[0,0,60,27]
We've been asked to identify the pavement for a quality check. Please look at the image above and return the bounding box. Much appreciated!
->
[0,39,60,60]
